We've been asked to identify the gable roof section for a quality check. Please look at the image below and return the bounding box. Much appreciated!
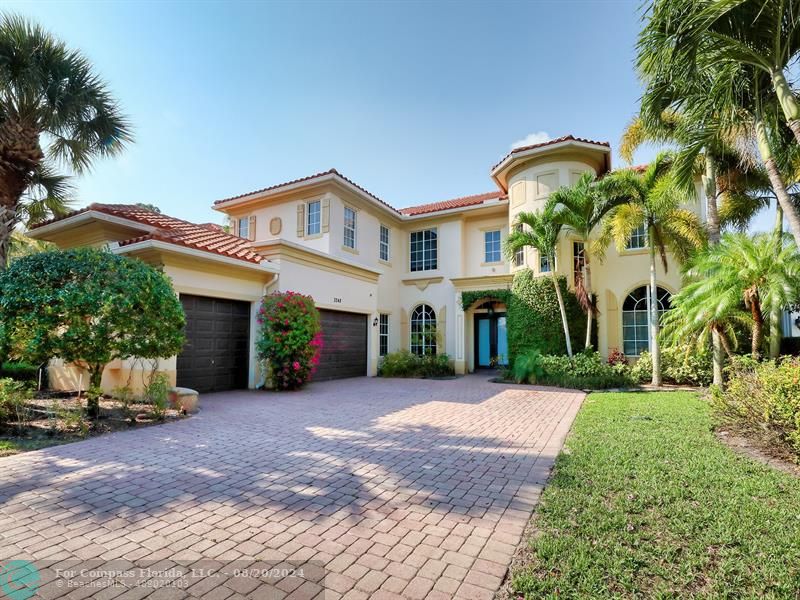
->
[213,168,400,215]
[29,203,263,264]
[400,191,507,216]
[491,135,611,172]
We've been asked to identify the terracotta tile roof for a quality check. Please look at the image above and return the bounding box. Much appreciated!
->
[399,191,507,216]
[213,168,400,214]
[30,203,263,264]
[492,134,611,171]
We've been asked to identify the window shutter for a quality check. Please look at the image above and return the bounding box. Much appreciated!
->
[321,197,330,233]
[297,204,305,237]
[248,215,256,240]
[232,219,238,237]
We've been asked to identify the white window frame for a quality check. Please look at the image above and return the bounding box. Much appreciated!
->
[344,206,357,249]
[410,228,438,272]
[626,224,648,250]
[622,286,671,356]
[484,230,501,263]
[410,304,437,356]
[539,252,554,273]
[379,224,390,262]
[237,217,249,239]
[307,200,321,236]
[379,313,389,356]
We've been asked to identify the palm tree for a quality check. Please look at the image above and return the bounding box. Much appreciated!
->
[505,199,573,357]
[0,15,132,267]
[675,0,800,145]
[637,3,800,246]
[674,233,800,359]
[597,154,707,385]
[549,172,622,350]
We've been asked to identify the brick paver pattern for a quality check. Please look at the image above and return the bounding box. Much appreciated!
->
[0,375,584,600]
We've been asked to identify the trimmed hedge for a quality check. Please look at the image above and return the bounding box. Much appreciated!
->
[507,270,592,362]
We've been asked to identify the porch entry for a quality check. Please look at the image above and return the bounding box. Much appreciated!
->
[474,303,508,367]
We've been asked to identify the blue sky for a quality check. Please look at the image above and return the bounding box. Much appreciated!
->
[11,0,772,228]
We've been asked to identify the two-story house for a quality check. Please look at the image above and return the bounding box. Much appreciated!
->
[29,135,705,393]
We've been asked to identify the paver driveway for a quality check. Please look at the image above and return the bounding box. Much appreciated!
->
[0,375,583,600]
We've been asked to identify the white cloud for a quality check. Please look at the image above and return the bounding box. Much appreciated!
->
[511,131,551,149]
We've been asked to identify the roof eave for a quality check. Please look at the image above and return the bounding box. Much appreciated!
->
[490,140,612,192]
[26,210,157,240]
[113,239,280,273]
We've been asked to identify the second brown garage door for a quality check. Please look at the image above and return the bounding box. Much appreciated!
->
[314,309,368,381]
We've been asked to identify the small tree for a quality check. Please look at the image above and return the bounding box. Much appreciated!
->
[0,248,185,417]
[505,198,573,357]
[256,291,323,390]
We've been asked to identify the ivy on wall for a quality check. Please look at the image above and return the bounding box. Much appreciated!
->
[460,289,513,311]
[507,271,593,362]
[460,273,593,364]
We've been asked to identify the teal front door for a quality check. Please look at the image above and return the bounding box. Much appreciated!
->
[474,313,508,367]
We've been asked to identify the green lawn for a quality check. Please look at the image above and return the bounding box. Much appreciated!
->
[511,392,800,599]
[0,437,69,456]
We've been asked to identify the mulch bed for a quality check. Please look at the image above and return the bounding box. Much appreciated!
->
[0,391,186,457]
[715,424,800,478]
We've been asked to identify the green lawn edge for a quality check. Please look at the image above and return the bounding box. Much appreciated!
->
[511,391,800,599]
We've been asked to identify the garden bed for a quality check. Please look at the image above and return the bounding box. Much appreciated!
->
[0,391,185,458]
[505,391,800,598]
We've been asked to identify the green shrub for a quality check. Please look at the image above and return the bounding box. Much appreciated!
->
[378,351,454,378]
[0,378,29,430]
[630,346,713,386]
[418,354,454,378]
[0,361,41,383]
[712,356,800,455]
[511,349,631,389]
[507,271,592,362]
[256,291,323,390]
[511,350,544,384]
[144,373,170,421]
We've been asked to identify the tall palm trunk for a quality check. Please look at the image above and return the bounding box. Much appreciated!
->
[772,69,800,145]
[648,225,661,386]
[0,119,44,269]
[551,270,573,358]
[749,293,764,359]
[583,250,593,350]
[769,202,784,359]
[703,154,721,244]
[704,153,724,386]
[755,111,800,247]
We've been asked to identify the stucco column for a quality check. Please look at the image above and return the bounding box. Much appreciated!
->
[368,312,379,376]
[454,291,466,374]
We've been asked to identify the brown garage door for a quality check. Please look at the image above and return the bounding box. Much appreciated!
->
[314,309,368,381]
[177,295,250,393]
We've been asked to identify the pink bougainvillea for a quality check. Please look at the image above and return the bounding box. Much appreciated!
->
[256,291,323,390]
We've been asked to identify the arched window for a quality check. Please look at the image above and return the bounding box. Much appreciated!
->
[622,286,671,356]
[410,304,437,356]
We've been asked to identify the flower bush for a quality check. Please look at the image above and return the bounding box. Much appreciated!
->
[256,291,322,390]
